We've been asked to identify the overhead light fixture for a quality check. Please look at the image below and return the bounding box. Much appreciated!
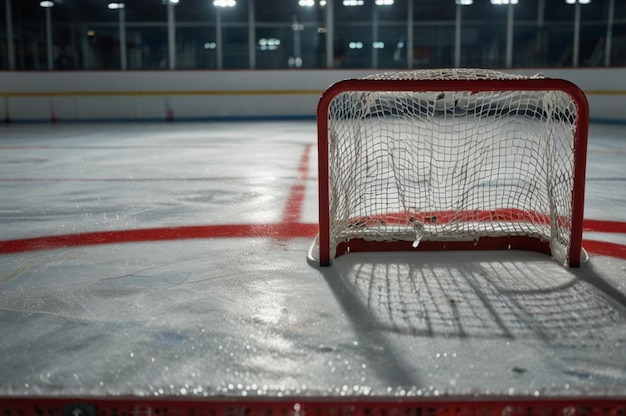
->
[566,0,591,3]
[375,0,394,5]
[40,1,54,7]
[107,3,125,9]
[299,0,315,6]
[343,0,364,6]
[214,0,236,6]
[456,0,473,4]
[258,38,281,51]
[490,0,518,4]
[288,57,303,68]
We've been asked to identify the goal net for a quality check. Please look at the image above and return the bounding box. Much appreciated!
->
[309,68,589,267]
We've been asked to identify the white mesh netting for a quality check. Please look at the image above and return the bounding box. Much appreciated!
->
[319,68,582,266]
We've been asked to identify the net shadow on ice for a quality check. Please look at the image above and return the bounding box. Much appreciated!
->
[322,251,626,344]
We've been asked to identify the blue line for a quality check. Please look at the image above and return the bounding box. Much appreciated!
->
[4,115,624,124]
[194,114,316,122]
[590,117,626,126]
[3,115,317,124]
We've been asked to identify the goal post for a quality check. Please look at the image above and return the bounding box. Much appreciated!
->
[309,69,589,267]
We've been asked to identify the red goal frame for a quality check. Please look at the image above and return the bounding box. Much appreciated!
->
[315,78,589,267]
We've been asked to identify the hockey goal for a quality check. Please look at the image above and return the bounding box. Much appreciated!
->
[309,68,589,267]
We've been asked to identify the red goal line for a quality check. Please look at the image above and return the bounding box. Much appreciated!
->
[0,219,624,260]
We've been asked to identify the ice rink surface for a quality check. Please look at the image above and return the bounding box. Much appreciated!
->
[0,121,625,401]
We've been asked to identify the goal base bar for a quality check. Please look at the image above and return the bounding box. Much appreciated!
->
[310,236,583,267]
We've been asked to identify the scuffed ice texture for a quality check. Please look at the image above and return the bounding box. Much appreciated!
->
[0,122,625,400]
[1,244,625,399]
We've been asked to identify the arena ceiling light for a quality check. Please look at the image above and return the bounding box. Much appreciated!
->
[214,0,236,6]
[258,38,280,51]
[490,0,518,4]
[107,3,125,9]
[456,0,473,4]
[39,1,54,7]
[298,0,315,6]
[343,0,364,6]
[566,0,591,3]
[375,0,394,5]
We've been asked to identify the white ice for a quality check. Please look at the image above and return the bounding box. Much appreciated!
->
[0,121,625,399]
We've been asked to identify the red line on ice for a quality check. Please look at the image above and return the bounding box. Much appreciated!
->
[583,219,626,234]
[0,223,318,255]
[583,240,626,260]
[0,219,625,260]
[282,144,312,224]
